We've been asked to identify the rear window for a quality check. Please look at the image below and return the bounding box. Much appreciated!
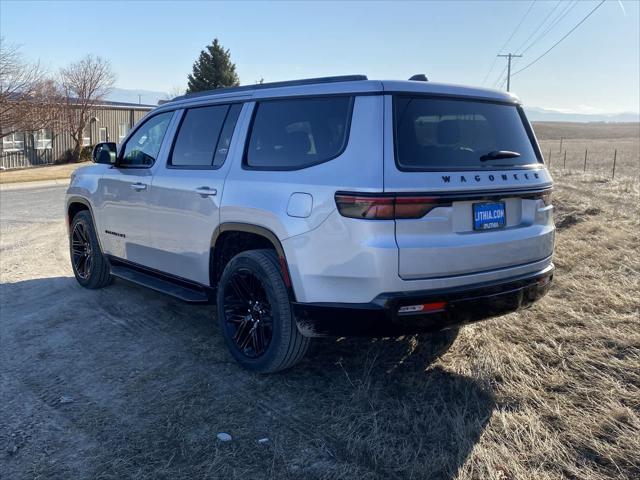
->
[246,96,352,170]
[393,96,540,170]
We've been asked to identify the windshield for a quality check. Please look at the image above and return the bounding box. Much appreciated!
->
[393,96,540,170]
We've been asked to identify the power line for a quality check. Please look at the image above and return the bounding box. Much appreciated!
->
[496,0,569,86]
[512,0,563,54]
[512,0,606,76]
[492,63,509,88]
[520,0,580,55]
[481,0,536,85]
[501,0,578,86]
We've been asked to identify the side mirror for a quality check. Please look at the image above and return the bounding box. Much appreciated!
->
[92,142,117,165]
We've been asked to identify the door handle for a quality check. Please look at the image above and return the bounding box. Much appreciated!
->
[130,182,147,191]
[195,186,217,197]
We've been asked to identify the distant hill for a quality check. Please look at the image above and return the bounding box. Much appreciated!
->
[524,107,639,123]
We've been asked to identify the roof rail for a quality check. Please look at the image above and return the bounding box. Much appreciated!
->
[171,75,368,101]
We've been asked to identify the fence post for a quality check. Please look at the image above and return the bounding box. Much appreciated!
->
[563,150,567,170]
[548,147,552,168]
[583,149,587,173]
[559,137,563,153]
[612,149,617,179]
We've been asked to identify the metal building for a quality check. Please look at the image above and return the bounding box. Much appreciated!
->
[1,100,154,170]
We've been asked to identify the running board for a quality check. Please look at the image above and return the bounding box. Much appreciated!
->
[110,265,211,304]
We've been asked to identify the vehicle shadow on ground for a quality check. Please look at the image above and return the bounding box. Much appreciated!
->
[1,276,495,480]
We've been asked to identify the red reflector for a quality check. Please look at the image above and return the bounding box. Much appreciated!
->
[398,301,447,315]
[278,256,291,287]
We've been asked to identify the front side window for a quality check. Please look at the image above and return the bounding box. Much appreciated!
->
[35,129,52,149]
[394,96,540,170]
[121,112,173,167]
[170,104,240,168]
[246,96,352,170]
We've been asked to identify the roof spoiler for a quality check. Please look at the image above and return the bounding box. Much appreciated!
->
[409,74,428,82]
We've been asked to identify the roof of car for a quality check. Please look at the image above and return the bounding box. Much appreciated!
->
[157,75,519,111]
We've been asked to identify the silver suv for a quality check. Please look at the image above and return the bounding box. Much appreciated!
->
[66,75,554,372]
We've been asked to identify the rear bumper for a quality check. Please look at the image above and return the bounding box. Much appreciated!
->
[293,264,554,337]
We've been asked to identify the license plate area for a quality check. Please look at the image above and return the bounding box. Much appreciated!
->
[473,202,505,231]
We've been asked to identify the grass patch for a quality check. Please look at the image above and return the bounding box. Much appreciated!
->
[0,162,89,184]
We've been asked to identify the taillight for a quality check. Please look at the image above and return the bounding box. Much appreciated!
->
[394,196,441,219]
[335,193,448,220]
[334,194,395,219]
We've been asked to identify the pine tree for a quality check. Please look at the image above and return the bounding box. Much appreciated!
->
[186,39,240,93]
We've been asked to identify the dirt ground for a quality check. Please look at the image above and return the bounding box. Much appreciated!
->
[1,159,639,477]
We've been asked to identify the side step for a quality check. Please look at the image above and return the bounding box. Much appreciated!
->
[110,265,211,304]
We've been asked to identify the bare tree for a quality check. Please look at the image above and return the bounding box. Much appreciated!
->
[0,38,63,140]
[161,85,185,102]
[59,54,115,162]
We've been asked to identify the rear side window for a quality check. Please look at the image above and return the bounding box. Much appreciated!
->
[246,96,352,170]
[170,104,241,168]
[394,96,540,170]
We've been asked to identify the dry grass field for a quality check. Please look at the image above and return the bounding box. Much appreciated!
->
[534,122,640,180]
[1,122,638,480]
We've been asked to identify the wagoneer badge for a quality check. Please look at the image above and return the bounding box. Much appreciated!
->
[442,172,541,183]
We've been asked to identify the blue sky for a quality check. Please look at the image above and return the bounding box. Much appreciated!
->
[1,0,638,113]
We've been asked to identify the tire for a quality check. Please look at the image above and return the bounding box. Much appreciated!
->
[217,249,310,373]
[69,210,112,289]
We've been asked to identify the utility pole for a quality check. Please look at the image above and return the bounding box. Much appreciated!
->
[138,94,142,105]
[497,53,522,91]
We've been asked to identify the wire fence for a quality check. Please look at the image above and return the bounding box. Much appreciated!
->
[539,138,640,182]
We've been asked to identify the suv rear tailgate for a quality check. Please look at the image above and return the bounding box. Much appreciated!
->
[383,94,554,280]
[395,190,554,279]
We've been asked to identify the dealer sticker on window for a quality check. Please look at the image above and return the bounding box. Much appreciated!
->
[473,202,506,231]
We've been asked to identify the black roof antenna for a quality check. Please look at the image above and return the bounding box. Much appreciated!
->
[409,74,428,82]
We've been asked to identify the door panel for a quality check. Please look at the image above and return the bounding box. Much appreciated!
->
[95,111,176,265]
[96,168,154,261]
[145,103,245,284]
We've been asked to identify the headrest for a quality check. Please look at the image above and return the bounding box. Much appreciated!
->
[287,131,311,155]
[437,120,460,145]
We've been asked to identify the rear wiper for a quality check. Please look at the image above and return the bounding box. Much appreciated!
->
[480,150,521,161]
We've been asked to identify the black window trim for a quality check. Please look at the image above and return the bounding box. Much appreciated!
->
[166,103,241,170]
[242,95,355,172]
[117,110,176,169]
[391,93,544,173]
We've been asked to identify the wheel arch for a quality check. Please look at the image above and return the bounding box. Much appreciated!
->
[66,196,105,252]
[210,222,296,300]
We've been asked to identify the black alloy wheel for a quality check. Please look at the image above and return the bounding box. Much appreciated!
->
[216,249,310,373]
[223,268,273,358]
[69,210,112,289]
[71,221,93,280]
